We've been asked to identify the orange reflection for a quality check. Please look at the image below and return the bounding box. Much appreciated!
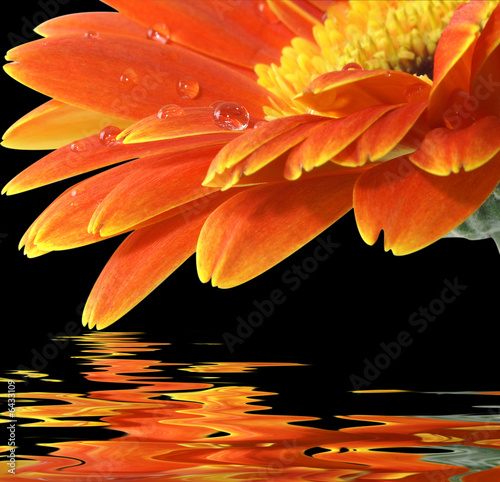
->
[1,332,499,481]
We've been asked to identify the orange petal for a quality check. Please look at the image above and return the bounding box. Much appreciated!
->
[207,118,330,190]
[35,12,147,39]
[428,0,489,127]
[197,172,361,288]
[204,114,324,186]
[2,99,132,150]
[117,107,246,144]
[101,0,294,68]
[267,0,322,42]
[83,191,236,329]
[353,101,429,164]
[409,116,500,175]
[3,132,234,195]
[88,147,221,237]
[297,70,430,117]
[5,34,271,121]
[284,104,400,176]
[470,4,500,118]
[353,154,500,255]
[22,151,198,253]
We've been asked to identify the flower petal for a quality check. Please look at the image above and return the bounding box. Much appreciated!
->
[117,107,246,144]
[284,104,401,175]
[101,0,294,68]
[353,101,428,164]
[267,0,323,42]
[297,70,431,117]
[204,114,324,186]
[470,3,500,118]
[354,154,500,255]
[428,0,489,127]
[22,151,208,254]
[206,118,330,190]
[89,147,221,237]
[5,34,271,121]
[83,192,235,330]
[2,100,132,150]
[409,116,500,175]
[3,132,234,195]
[197,172,361,288]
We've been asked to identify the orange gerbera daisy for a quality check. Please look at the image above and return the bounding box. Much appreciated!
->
[3,0,500,329]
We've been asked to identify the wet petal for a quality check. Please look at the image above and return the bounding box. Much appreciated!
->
[101,0,294,68]
[197,172,361,288]
[5,34,271,121]
[2,100,132,150]
[89,148,221,237]
[118,107,245,144]
[83,191,236,329]
[409,116,500,175]
[428,0,489,126]
[354,154,500,255]
[470,3,500,118]
[3,132,234,195]
[297,70,430,117]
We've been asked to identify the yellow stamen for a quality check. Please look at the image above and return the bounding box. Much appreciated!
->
[257,0,467,119]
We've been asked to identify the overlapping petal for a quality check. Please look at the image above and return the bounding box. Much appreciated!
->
[470,3,500,118]
[1,100,132,150]
[409,116,500,175]
[297,70,431,117]
[5,33,272,121]
[427,0,490,126]
[83,191,237,330]
[3,132,234,195]
[101,0,294,68]
[197,171,362,288]
[354,155,500,255]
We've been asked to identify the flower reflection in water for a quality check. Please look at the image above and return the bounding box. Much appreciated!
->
[1,332,500,481]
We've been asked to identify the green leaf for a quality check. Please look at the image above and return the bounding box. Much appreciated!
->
[445,183,500,251]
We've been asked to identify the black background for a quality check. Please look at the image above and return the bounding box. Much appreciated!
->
[1,0,498,404]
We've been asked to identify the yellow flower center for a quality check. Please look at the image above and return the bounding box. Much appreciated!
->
[256,0,466,119]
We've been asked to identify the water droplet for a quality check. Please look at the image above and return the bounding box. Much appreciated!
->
[177,77,200,100]
[71,189,78,197]
[253,120,267,129]
[84,30,99,39]
[70,140,87,153]
[212,102,250,131]
[120,68,139,86]
[385,71,392,77]
[147,24,170,44]
[404,83,426,102]
[157,104,186,120]
[99,126,122,147]
[209,100,226,110]
[342,63,363,71]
